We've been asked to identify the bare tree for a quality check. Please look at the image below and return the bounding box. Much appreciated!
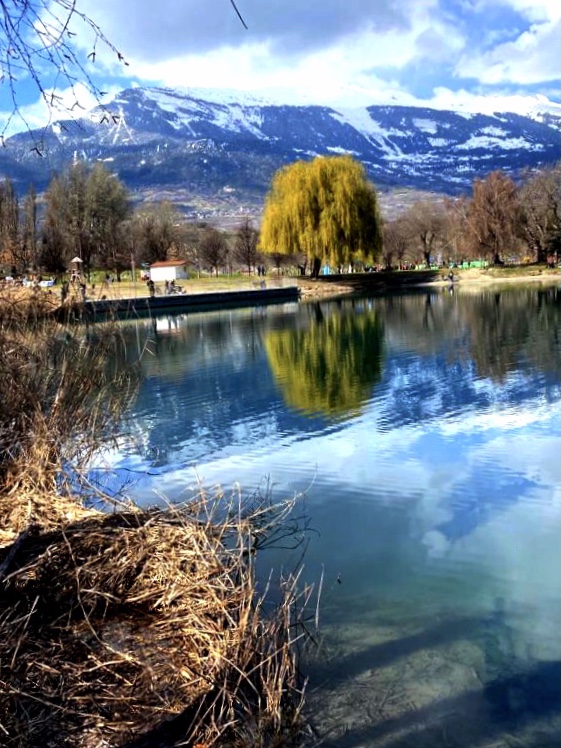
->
[519,164,561,264]
[233,218,259,275]
[134,202,180,266]
[466,171,522,265]
[382,220,409,270]
[442,196,478,265]
[269,251,289,276]
[1,2,249,145]
[0,177,18,269]
[20,184,38,270]
[1,1,127,144]
[402,201,446,267]
[180,222,208,278]
[200,229,229,276]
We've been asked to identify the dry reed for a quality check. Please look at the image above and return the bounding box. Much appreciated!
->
[0,490,314,747]
[0,296,315,747]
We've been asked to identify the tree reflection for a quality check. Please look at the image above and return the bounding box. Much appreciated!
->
[379,286,560,384]
[464,287,560,382]
[265,303,385,419]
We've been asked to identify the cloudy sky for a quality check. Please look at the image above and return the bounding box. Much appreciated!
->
[1,0,560,134]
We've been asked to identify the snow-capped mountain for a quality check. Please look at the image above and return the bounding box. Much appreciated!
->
[1,86,559,204]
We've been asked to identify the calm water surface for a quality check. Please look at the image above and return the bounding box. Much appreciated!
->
[96,284,561,747]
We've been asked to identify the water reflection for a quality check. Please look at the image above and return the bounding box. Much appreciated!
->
[265,302,384,418]
[110,287,560,470]
[96,285,560,747]
[379,286,560,384]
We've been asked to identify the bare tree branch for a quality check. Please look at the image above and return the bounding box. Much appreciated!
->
[1,0,250,149]
[0,0,127,147]
[229,0,248,30]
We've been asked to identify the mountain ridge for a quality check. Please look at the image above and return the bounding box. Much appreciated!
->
[1,86,559,211]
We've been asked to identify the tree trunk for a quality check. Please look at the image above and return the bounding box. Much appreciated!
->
[311,257,321,278]
[536,245,547,264]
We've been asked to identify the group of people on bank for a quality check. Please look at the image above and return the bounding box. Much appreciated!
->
[145,279,185,298]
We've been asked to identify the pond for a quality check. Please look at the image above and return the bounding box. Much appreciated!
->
[94,283,560,747]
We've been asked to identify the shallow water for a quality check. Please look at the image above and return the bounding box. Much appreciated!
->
[95,284,561,746]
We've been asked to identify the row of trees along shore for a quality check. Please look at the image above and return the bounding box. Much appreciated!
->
[1,155,560,280]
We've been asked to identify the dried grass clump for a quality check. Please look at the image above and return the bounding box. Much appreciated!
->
[0,289,57,326]
[0,310,137,541]
[0,492,312,748]
[1,298,314,746]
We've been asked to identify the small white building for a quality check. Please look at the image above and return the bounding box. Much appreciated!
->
[149,260,189,283]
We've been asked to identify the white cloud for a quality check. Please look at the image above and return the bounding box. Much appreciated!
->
[455,18,561,84]
[75,0,420,60]
[483,0,561,23]
[116,21,432,109]
[1,0,559,135]
[78,0,558,109]
[421,87,561,117]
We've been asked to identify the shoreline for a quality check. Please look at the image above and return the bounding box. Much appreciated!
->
[3,268,559,311]
[296,268,560,300]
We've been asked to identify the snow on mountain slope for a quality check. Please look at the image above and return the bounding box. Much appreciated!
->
[135,86,561,128]
[1,86,559,203]
[423,91,561,125]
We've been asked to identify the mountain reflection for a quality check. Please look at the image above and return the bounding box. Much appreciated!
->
[265,303,385,418]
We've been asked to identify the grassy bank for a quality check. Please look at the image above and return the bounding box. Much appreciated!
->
[452,264,560,282]
[297,265,560,299]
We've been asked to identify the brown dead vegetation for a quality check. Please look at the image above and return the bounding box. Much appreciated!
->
[0,296,315,748]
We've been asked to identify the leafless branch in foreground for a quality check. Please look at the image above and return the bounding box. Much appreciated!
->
[0,0,127,147]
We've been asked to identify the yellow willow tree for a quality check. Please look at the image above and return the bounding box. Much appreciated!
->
[260,155,383,276]
[264,306,384,418]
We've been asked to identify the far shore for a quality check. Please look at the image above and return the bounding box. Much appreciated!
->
[2,266,559,308]
[296,266,560,300]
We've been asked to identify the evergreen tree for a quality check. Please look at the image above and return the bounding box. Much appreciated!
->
[41,162,130,276]
[40,175,68,274]
[87,163,131,276]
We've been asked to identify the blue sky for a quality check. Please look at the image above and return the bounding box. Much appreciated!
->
[1,0,560,135]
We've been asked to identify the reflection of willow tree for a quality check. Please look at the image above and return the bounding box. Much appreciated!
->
[265,306,384,418]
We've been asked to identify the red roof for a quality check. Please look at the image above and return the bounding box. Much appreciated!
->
[149,260,187,268]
